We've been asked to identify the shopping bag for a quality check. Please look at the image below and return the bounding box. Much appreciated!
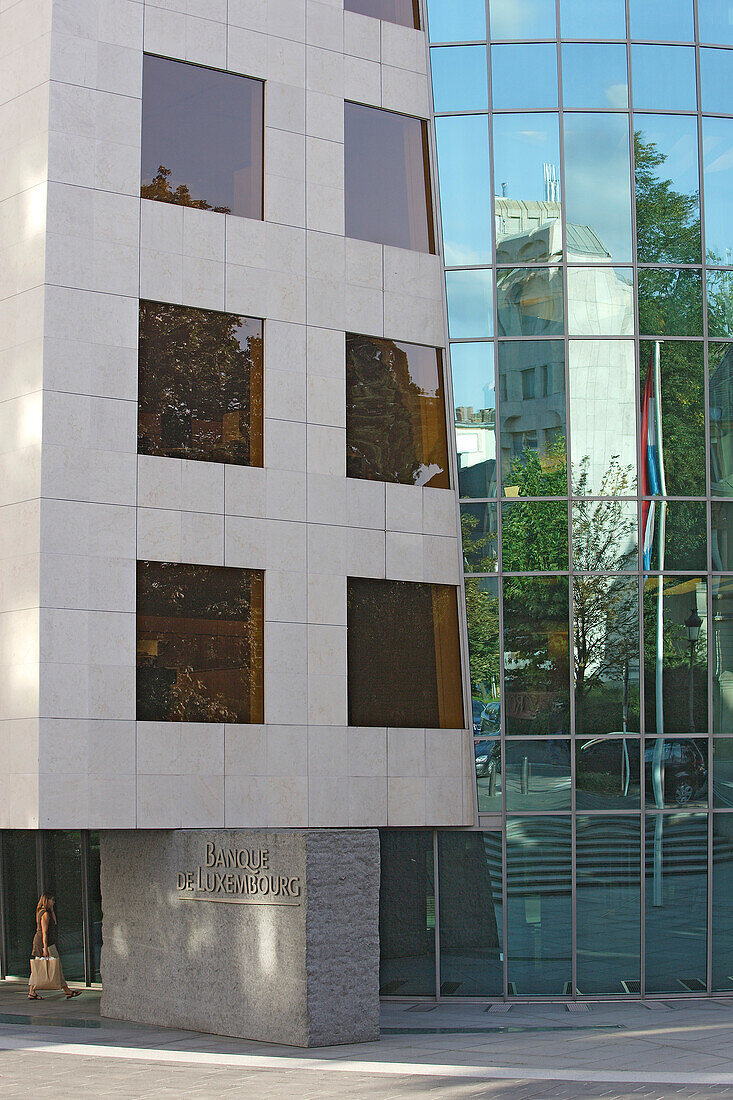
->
[30,955,63,990]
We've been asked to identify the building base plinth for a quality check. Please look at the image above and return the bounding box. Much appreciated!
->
[99,828,380,1047]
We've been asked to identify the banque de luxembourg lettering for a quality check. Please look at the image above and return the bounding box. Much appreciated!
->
[176,844,302,906]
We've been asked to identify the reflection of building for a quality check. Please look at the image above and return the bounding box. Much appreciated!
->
[455,405,497,496]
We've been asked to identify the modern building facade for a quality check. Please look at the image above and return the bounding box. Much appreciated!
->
[1,0,733,1034]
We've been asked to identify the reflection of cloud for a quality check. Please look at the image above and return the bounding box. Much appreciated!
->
[445,242,494,266]
[605,83,628,109]
[707,148,733,173]
[519,130,551,142]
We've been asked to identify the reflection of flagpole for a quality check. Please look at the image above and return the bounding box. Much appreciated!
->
[652,341,667,906]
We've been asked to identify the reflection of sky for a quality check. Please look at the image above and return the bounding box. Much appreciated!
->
[631,45,697,112]
[699,0,733,46]
[492,114,561,203]
[446,271,494,338]
[560,0,626,40]
[703,117,733,264]
[435,116,492,266]
[426,0,486,42]
[491,44,557,110]
[562,44,628,109]
[564,113,632,263]
[450,342,495,409]
[635,113,700,207]
[629,0,694,42]
[431,45,487,111]
[489,0,556,39]
[700,47,733,114]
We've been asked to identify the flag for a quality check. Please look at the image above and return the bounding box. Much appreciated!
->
[640,358,661,570]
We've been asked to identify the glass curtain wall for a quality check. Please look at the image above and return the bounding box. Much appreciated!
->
[422,0,733,997]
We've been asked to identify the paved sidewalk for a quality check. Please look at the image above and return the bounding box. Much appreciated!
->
[2,982,733,1097]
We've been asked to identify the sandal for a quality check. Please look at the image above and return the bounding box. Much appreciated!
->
[65,990,82,998]
[28,992,42,1000]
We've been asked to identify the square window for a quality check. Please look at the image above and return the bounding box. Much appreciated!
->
[141,54,263,219]
[138,301,263,466]
[346,333,450,488]
[345,102,435,252]
[347,578,464,728]
[137,561,264,724]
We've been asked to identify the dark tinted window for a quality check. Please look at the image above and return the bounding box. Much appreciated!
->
[345,0,419,28]
[345,102,435,252]
[137,561,264,724]
[348,578,464,728]
[141,54,263,219]
[138,301,263,466]
[346,333,450,488]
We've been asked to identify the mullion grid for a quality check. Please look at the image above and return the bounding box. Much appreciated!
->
[431,0,729,1001]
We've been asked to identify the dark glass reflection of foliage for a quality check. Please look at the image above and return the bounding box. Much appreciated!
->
[138,301,263,466]
[708,272,733,337]
[346,334,449,488]
[141,164,232,214]
[460,508,497,573]
[137,561,263,724]
[503,575,570,735]
[656,502,707,570]
[465,579,500,701]
[574,577,639,737]
[643,577,707,734]
[501,437,568,573]
[634,132,700,266]
[710,343,733,496]
[640,341,705,497]
[505,435,567,496]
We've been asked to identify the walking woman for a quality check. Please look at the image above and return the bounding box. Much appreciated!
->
[28,893,82,1000]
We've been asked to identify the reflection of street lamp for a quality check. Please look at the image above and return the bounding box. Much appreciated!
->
[685,607,702,732]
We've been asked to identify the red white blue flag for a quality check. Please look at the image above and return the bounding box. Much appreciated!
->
[640,359,662,570]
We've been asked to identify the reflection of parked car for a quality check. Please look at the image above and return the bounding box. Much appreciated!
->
[644,739,707,806]
[472,699,485,735]
[480,701,500,735]
[474,737,500,778]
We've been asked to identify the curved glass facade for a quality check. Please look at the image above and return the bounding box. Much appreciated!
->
[391,0,733,998]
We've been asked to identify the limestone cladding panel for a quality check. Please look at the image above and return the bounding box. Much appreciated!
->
[5,0,471,828]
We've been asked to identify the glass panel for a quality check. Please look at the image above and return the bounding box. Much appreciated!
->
[634,115,701,265]
[489,0,557,39]
[344,0,418,28]
[502,500,569,571]
[631,46,697,112]
[499,341,566,495]
[574,577,640,737]
[347,579,464,727]
[708,271,733,337]
[561,44,628,110]
[476,737,502,810]
[649,501,707,571]
[141,55,263,219]
[465,576,501,717]
[712,812,733,991]
[639,341,705,497]
[379,830,435,996]
[564,113,632,264]
[576,816,641,994]
[138,302,263,466]
[699,0,733,45]
[560,0,626,39]
[713,740,733,807]
[638,270,703,336]
[426,0,486,42]
[496,266,564,337]
[576,742,641,808]
[703,117,733,265]
[505,739,571,810]
[710,343,733,496]
[645,738,708,808]
[713,502,733,570]
[438,831,503,996]
[569,340,637,495]
[2,831,37,977]
[503,575,570,736]
[461,503,498,573]
[644,813,707,994]
[712,576,733,732]
[491,45,558,110]
[451,343,497,498]
[345,102,433,252]
[700,47,733,113]
[435,117,492,266]
[446,270,494,338]
[43,832,84,982]
[346,334,450,489]
[493,114,562,263]
[567,268,634,336]
[136,561,264,724]
[431,46,488,112]
[629,0,695,42]
[88,831,102,983]
[506,817,572,996]
[643,576,708,736]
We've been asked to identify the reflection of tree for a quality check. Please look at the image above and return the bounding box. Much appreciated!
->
[640,340,705,497]
[643,578,707,734]
[501,437,567,572]
[634,133,700,265]
[572,456,636,570]
[346,335,449,488]
[138,301,262,466]
[506,436,567,496]
[707,271,733,337]
[141,164,232,214]
[460,509,497,574]
[464,578,500,700]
